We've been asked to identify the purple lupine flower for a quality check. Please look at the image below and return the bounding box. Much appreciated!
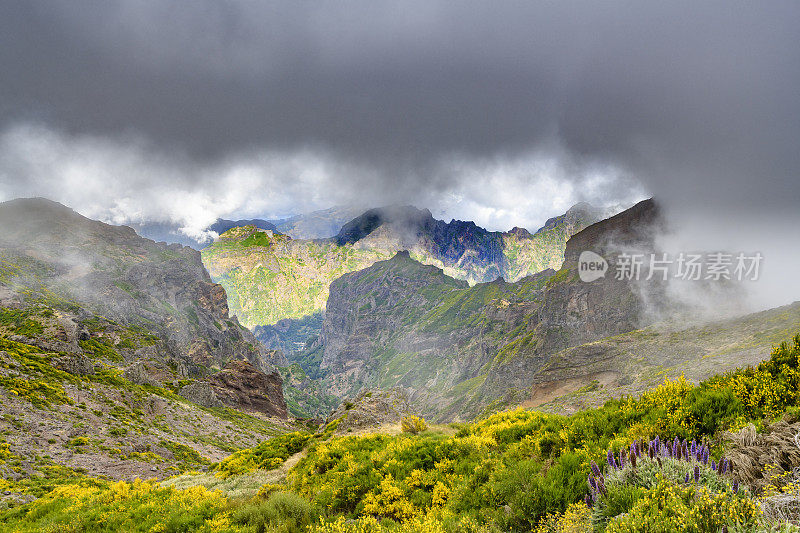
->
[619,452,626,468]
[607,450,615,469]
[588,476,596,493]
[654,435,660,449]
[702,447,709,465]
[711,459,717,472]
[591,461,602,477]
[684,472,690,483]
[732,480,739,494]
[694,465,700,482]
[723,459,730,474]
[691,440,696,457]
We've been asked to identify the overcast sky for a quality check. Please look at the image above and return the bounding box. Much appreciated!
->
[0,1,798,306]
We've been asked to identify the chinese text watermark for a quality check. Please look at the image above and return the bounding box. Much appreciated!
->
[578,251,762,283]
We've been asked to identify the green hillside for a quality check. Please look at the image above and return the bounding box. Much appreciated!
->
[4,335,800,532]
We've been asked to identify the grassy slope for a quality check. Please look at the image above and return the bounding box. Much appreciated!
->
[525,300,800,415]
[4,334,799,532]
[0,334,292,486]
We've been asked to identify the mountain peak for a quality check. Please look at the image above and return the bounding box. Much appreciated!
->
[334,205,434,245]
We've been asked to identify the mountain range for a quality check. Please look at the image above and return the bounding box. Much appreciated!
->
[0,195,796,488]
[201,203,602,328]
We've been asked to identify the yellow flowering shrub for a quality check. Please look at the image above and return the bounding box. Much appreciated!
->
[401,415,428,435]
[215,431,311,479]
[363,474,418,522]
[534,503,591,533]
[0,478,235,532]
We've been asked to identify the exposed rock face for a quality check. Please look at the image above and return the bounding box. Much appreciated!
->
[179,381,223,409]
[124,362,156,386]
[0,197,271,374]
[202,203,600,327]
[53,353,95,376]
[325,389,411,433]
[210,360,287,418]
[314,199,669,421]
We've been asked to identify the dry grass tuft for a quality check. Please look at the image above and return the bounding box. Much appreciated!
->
[723,418,800,494]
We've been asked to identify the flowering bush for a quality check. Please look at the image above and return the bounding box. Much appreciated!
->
[587,436,759,532]
[215,431,311,479]
[401,415,428,435]
[0,478,233,532]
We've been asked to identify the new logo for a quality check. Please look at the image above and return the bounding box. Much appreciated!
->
[578,251,608,282]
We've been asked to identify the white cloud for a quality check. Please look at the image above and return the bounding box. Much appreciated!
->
[0,122,645,240]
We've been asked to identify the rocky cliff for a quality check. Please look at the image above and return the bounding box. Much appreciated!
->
[0,197,286,417]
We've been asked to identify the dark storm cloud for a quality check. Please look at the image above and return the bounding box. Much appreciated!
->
[1,1,797,212]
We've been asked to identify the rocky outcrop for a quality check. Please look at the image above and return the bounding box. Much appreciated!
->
[210,360,287,418]
[53,353,95,376]
[179,381,223,408]
[124,362,157,386]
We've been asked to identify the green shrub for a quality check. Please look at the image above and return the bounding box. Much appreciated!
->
[231,491,318,533]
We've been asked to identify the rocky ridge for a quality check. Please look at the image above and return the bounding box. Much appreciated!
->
[312,199,676,420]
[201,203,601,327]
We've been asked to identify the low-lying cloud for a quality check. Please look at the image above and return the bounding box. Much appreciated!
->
[0,122,644,240]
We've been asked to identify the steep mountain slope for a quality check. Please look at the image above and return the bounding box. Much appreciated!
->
[524,300,800,415]
[312,198,738,420]
[201,203,601,327]
[318,251,553,419]
[0,198,286,416]
[0,198,299,489]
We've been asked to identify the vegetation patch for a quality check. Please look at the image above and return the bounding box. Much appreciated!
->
[215,432,311,479]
